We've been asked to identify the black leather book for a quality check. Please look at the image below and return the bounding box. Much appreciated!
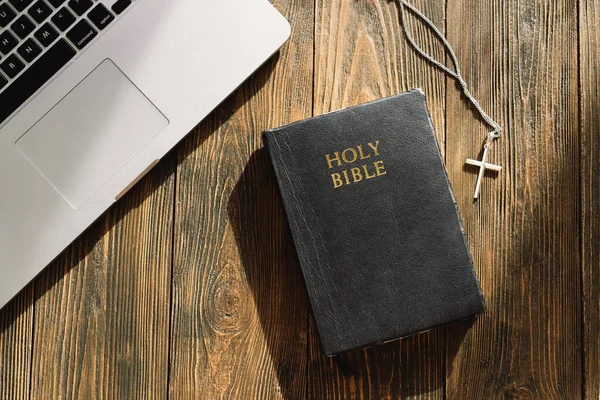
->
[263,90,485,355]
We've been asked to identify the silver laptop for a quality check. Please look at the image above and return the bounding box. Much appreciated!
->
[0,0,290,308]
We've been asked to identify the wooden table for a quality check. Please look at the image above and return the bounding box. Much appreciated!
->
[1,0,598,398]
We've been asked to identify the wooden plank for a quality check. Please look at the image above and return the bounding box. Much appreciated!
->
[579,0,600,398]
[0,288,34,400]
[167,0,313,398]
[445,0,581,398]
[311,0,446,398]
[28,157,175,399]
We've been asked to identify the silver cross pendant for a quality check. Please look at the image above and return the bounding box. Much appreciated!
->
[465,133,502,200]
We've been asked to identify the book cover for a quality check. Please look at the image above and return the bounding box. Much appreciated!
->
[263,89,485,355]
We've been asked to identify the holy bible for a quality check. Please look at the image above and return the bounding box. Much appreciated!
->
[263,90,485,355]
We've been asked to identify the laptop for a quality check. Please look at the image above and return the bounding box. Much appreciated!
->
[0,0,290,308]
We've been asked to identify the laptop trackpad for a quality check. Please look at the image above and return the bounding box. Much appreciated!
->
[16,59,169,209]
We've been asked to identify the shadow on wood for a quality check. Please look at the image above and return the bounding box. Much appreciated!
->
[322,317,473,399]
[227,147,308,399]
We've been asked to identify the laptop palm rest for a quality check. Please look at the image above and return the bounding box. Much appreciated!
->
[15,59,169,209]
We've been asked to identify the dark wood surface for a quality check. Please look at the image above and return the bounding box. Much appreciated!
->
[581,1,600,399]
[0,0,597,398]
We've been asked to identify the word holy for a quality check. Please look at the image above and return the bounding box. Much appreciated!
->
[325,141,386,188]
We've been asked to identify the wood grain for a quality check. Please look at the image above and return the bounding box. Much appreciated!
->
[445,0,581,398]
[0,288,33,400]
[312,0,446,398]
[1,0,599,398]
[580,0,600,398]
[167,0,313,398]
[28,157,175,399]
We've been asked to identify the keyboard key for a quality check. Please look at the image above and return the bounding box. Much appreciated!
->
[17,38,41,62]
[8,0,32,12]
[67,0,91,16]
[11,15,35,39]
[1,54,24,78]
[111,0,130,15]
[0,30,18,54]
[47,0,64,6]
[0,73,7,89]
[51,6,75,31]
[0,3,17,28]
[66,19,96,49]
[88,3,113,30]
[34,22,58,46]
[27,0,51,23]
[0,39,76,124]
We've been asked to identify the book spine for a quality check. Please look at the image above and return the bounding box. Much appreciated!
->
[262,130,340,355]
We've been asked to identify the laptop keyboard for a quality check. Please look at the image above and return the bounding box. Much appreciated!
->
[0,0,133,125]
